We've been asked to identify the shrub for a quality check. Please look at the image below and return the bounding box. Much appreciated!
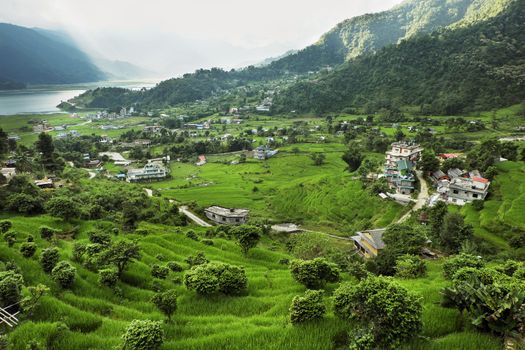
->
[151,264,169,279]
[45,196,79,221]
[155,253,166,261]
[20,242,37,258]
[231,225,262,256]
[39,226,57,240]
[135,229,149,236]
[394,254,426,279]
[151,289,177,322]
[88,231,112,246]
[51,261,76,289]
[334,276,422,349]
[4,231,16,247]
[0,270,24,307]
[185,230,199,241]
[98,269,119,289]
[184,262,247,296]
[72,242,87,262]
[0,220,12,233]
[289,289,326,324]
[39,247,60,273]
[122,320,164,350]
[471,200,484,211]
[443,253,484,280]
[185,252,209,267]
[167,261,183,272]
[289,258,340,289]
[201,239,214,246]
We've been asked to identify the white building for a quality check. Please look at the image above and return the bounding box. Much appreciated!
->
[204,206,249,225]
[447,176,490,205]
[127,162,168,182]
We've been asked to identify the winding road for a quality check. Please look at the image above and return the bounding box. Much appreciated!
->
[179,206,213,227]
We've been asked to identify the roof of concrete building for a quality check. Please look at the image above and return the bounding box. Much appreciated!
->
[205,206,250,218]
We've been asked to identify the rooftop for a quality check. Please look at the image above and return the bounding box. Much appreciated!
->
[205,206,249,218]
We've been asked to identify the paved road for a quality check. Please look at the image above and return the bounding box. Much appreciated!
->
[180,206,213,227]
[398,170,429,223]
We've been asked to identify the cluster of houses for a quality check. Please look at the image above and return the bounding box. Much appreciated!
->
[256,97,273,113]
[384,142,423,195]
[430,154,490,205]
[253,145,278,160]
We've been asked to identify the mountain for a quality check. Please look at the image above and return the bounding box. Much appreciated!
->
[92,58,155,80]
[272,0,525,115]
[0,23,106,86]
[267,0,513,74]
[66,0,517,111]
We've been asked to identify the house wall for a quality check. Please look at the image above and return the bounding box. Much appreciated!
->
[204,212,248,225]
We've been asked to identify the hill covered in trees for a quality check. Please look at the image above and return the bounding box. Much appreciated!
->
[272,0,525,115]
[67,0,515,111]
[0,23,106,87]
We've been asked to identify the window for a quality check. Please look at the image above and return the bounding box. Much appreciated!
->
[236,218,240,223]
[222,217,226,221]
[453,190,459,194]
[473,193,478,198]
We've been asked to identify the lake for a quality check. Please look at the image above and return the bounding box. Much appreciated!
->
[0,80,156,115]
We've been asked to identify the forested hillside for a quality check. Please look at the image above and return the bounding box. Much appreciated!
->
[273,0,525,115]
[68,0,515,111]
[0,23,106,86]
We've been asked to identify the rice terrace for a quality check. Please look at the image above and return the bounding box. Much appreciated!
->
[1,0,525,349]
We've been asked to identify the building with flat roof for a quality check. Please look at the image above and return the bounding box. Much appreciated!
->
[204,206,249,225]
[447,176,490,205]
[127,162,168,182]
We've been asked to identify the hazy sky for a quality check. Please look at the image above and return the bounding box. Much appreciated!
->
[1,0,402,79]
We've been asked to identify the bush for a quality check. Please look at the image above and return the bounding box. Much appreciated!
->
[98,268,119,289]
[185,252,209,267]
[334,276,422,349]
[4,231,16,247]
[184,262,247,296]
[201,239,214,246]
[39,247,60,273]
[39,226,57,240]
[151,264,170,279]
[0,220,12,233]
[51,261,76,289]
[151,289,177,322]
[185,230,199,241]
[20,242,37,258]
[0,270,24,307]
[471,200,484,211]
[289,289,326,324]
[122,320,164,350]
[88,231,112,246]
[394,254,427,279]
[155,253,166,261]
[443,253,485,280]
[72,242,87,262]
[289,258,340,289]
[167,261,183,272]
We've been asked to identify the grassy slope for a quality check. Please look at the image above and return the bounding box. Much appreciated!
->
[2,215,502,350]
[151,143,402,234]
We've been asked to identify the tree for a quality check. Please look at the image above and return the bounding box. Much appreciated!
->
[39,247,60,273]
[439,213,473,253]
[0,128,8,156]
[39,226,57,241]
[289,289,326,324]
[98,268,119,289]
[333,276,422,349]
[310,153,326,166]
[51,261,76,289]
[185,252,209,267]
[231,225,261,256]
[6,193,44,214]
[184,262,247,296]
[0,220,12,234]
[36,132,54,157]
[151,289,177,322]
[342,144,363,172]
[0,270,24,308]
[289,258,340,289]
[20,242,37,258]
[167,261,183,272]
[122,320,164,350]
[4,231,16,247]
[45,196,80,222]
[419,151,440,173]
[441,157,466,173]
[151,264,169,279]
[427,201,448,240]
[100,240,141,278]
[395,254,427,278]
[88,231,112,246]
[21,284,49,316]
[443,253,485,280]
